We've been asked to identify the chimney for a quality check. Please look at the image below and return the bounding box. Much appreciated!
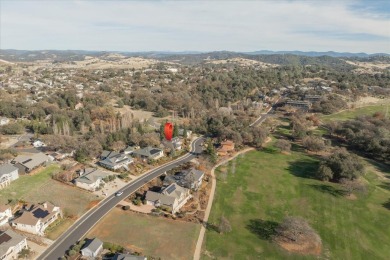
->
[43,202,47,209]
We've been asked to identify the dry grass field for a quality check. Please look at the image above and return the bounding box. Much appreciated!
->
[88,207,200,260]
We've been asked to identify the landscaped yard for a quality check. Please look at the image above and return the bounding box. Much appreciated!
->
[203,148,390,259]
[87,207,201,259]
[320,104,388,122]
[0,164,99,239]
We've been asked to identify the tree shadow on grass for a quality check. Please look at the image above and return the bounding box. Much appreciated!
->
[202,221,220,233]
[383,199,390,210]
[261,146,279,154]
[246,219,279,240]
[378,182,390,192]
[287,159,319,179]
[307,184,347,197]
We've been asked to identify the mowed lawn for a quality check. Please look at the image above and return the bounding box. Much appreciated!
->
[88,208,201,260]
[0,164,98,218]
[320,104,388,122]
[203,149,390,259]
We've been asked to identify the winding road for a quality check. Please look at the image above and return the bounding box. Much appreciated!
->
[38,137,205,260]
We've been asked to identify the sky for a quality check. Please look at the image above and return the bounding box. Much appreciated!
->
[0,0,389,53]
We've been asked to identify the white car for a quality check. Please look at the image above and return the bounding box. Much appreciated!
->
[115,191,124,197]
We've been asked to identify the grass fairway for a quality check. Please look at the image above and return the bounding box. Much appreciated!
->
[88,208,201,260]
[203,149,390,259]
[320,104,388,122]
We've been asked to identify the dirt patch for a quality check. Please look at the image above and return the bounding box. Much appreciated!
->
[345,194,357,200]
[87,200,101,209]
[277,240,322,256]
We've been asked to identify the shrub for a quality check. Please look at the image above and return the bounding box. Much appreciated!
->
[274,139,291,152]
[316,148,364,182]
[123,205,130,210]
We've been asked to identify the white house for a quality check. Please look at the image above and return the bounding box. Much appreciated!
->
[81,238,103,258]
[0,164,19,189]
[98,151,133,170]
[0,229,28,260]
[74,168,111,191]
[32,140,46,148]
[12,202,61,236]
[0,205,12,226]
[0,117,10,126]
[145,183,191,213]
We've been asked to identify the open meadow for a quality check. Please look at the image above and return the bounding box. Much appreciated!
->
[320,104,388,122]
[87,207,201,260]
[202,148,390,259]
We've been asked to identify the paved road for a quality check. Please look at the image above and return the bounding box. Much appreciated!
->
[249,106,275,127]
[38,137,205,260]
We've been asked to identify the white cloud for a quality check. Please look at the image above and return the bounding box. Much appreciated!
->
[1,0,389,53]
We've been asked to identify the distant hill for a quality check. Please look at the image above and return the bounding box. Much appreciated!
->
[244,50,390,58]
[0,49,388,71]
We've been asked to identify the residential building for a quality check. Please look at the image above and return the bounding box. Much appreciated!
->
[133,147,164,160]
[217,140,235,157]
[171,137,183,150]
[0,229,28,260]
[32,140,46,148]
[304,95,322,102]
[123,146,139,155]
[0,164,19,189]
[164,168,205,190]
[81,238,103,258]
[0,118,9,126]
[99,151,133,170]
[285,100,311,110]
[12,153,50,174]
[74,168,111,191]
[0,206,12,226]
[178,129,192,138]
[12,202,61,236]
[145,183,191,213]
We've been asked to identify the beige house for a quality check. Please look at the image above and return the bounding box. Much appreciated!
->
[145,183,191,214]
[0,205,12,226]
[0,229,28,260]
[74,168,111,191]
[12,202,61,236]
[0,164,19,189]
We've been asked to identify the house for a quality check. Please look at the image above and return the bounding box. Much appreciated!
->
[48,150,74,161]
[145,183,191,213]
[171,137,183,150]
[123,145,140,155]
[217,140,235,156]
[0,164,19,189]
[32,140,46,148]
[162,137,182,151]
[12,153,50,174]
[133,147,164,161]
[178,168,204,190]
[113,253,147,260]
[99,151,133,170]
[74,168,111,191]
[164,168,205,190]
[81,238,103,258]
[178,129,192,138]
[0,117,10,126]
[0,205,12,226]
[12,202,62,236]
[0,229,28,260]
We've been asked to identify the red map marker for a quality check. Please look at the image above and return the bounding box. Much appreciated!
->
[164,122,173,141]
